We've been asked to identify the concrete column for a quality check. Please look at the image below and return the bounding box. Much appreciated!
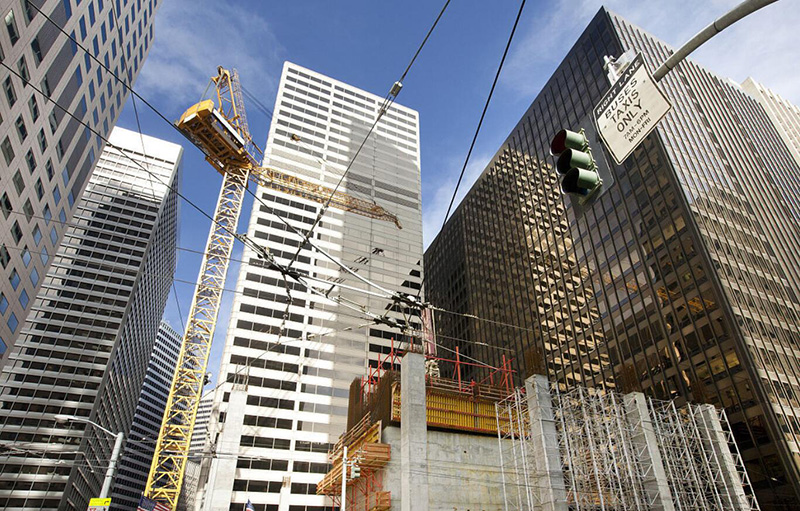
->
[623,393,675,511]
[524,375,568,511]
[202,385,247,511]
[400,351,428,511]
[697,404,751,511]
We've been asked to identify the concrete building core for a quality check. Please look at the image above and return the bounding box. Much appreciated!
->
[317,351,761,511]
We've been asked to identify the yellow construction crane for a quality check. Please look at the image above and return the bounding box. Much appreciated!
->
[144,67,400,509]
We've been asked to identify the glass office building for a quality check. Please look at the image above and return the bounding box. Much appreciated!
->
[0,127,181,511]
[424,9,800,510]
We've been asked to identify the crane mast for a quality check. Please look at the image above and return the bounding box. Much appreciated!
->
[145,67,401,509]
[144,68,251,509]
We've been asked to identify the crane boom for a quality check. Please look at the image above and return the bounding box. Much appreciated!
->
[249,166,402,228]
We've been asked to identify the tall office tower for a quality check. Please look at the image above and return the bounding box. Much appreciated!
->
[424,9,800,511]
[198,62,422,511]
[111,320,182,510]
[741,78,800,165]
[0,127,181,511]
[189,393,214,456]
[0,0,161,362]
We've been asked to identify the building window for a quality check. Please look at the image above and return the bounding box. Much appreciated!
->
[22,0,36,23]
[53,185,61,204]
[17,56,29,84]
[9,268,20,290]
[3,77,16,106]
[32,225,42,245]
[0,245,9,268]
[45,159,54,180]
[21,246,31,267]
[28,96,39,121]
[43,204,51,224]
[12,170,25,194]
[1,136,14,164]
[23,199,33,222]
[25,149,36,172]
[0,192,11,218]
[39,245,48,265]
[15,115,27,142]
[19,289,29,310]
[36,180,45,200]
[7,312,18,333]
[4,10,19,45]
[48,226,56,245]
[11,221,23,243]
[30,267,39,286]
[0,293,7,314]
[56,139,65,160]
[37,129,47,152]
[40,75,51,96]
[48,110,58,134]
[31,37,43,65]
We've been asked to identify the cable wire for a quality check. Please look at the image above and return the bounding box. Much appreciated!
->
[420,0,528,301]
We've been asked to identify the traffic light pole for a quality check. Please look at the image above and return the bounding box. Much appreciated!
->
[652,0,777,81]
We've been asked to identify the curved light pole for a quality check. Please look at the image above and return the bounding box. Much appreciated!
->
[54,414,124,499]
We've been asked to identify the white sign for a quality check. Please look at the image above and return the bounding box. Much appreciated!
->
[594,53,671,164]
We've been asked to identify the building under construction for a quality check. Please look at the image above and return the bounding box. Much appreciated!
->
[317,347,761,511]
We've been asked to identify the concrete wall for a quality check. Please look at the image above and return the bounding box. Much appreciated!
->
[382,425,506,511]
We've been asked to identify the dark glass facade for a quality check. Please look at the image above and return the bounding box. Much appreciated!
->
[424,9,800,510]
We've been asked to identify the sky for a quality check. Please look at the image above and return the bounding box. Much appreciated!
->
[114,0,800,386]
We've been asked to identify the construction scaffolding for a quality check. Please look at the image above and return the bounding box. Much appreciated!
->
[496,379,761,511]
[317,417,391,511]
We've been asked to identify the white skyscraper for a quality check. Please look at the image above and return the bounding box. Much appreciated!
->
[0,0,162,363]
[0,127,181,511]
[741,77,800,166]
[198,62,423,511]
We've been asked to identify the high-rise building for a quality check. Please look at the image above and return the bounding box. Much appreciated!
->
[741,77,800,165]
[0,0,161,362]
[111,320,182,511]
[189,393,213,456]
[424,9,800,511]
[0,127,181,511]
[198,61,423,511]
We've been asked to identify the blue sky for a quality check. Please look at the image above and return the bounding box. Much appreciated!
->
[115,0,800,386]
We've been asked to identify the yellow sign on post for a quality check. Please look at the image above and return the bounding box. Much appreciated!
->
[87,498,111,511]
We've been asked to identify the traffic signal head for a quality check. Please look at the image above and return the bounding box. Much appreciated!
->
[550,128,601,197]
[350,464,361,479]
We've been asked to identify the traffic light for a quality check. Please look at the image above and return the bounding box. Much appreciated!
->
[550,129,601,199]
[350,464,361,480]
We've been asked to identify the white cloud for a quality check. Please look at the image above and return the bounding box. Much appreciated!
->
[423,152,492,248]
[135,0,285,113]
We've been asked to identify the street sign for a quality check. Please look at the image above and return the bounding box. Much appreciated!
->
[87,498,111,511]
[593,52,671,164]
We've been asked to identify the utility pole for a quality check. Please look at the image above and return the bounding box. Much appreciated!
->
[341,445,348,511]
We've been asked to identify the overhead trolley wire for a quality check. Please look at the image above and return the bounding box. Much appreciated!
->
[285,0,453,268]
[418,0,528,301]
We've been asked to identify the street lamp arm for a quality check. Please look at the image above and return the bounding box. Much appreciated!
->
[54,414,116,438]
[653,0,778,81]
